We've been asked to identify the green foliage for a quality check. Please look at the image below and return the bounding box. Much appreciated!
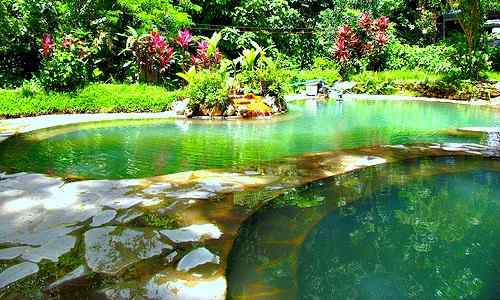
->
[117,0,193,35]
[384,42,457,74]
[0,84,178,118]
[486,71,500,82]
[289,57,341,87]
[142,213,179,228]
[273,189,326,208]
[39,46,89,92]
[183,69,229,109]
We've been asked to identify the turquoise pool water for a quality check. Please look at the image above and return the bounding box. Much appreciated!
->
[0,100,498,179]
[228,157,500,299]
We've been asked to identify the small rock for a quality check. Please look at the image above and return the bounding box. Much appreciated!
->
[46,265,88,291]
[264,96,276,107]
[160,224,222,243]
[224,105,236,117]
[177,247,220,272]
[172,99,189,115]
[0,262,39,289]
[165,251,178,263]
[90,210,117,227]
[184,108,194,118]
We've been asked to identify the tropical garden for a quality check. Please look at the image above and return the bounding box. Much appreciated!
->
[0,0,499,118]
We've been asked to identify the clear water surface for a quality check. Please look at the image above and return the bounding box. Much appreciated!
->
[0,100,498,179]
[228,158,500,300]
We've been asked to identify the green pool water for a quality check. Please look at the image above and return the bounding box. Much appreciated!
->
[227,157,500,300]
[0,100,498,179]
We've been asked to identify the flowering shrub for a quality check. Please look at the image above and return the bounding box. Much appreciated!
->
[38,34,93,91]
[126,29,222,84]
[191,33,223,70]
[41,34,54,58]
[131,31,175,82]
[333,13,390,73]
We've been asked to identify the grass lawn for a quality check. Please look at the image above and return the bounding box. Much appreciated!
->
[0,84,178,119]
[486,71,500,82]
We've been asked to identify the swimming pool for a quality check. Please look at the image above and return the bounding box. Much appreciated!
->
[0,100,498,179]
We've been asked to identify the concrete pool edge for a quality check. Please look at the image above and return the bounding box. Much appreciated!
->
[0,143,499,298]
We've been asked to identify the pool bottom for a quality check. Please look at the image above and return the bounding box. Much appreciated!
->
[227,157,500,300]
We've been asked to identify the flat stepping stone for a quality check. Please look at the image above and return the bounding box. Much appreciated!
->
[0,262,39,289]
[46,265,88,291]
[0,246,32,260]
[160,224,222,243]
[143,182,173,194]
[115,210,144,224]
[85,226,172,275]
[176,247,220,272]
[22,235,76,263]
[90,210,117,227]
[458,127,500,134]
[144,274,226,300]
[165,190,215,200]
[2,226,81,246]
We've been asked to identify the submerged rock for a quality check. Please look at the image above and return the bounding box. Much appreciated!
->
[84,226,172,275]
[160,224,222,243]
[177,247,220,272]
[90,210,117,227]
[0,262,39,289]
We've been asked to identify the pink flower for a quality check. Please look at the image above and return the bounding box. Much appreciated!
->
[159,46,175,72]
[175,29,193,49]
[377,16,390,32]
[41,33,54,58]
[149,32,167,53]
[376,32,388,45]
[63,38,72,48]
[337,25,352,39]
[359,13,372,30]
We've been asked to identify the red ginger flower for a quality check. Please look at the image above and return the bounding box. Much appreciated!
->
[41,34,54,57]
[376,16,390,32]
[376,32,388,45]
[149,32,167,54]
[175,29,193,49]
[159,46,175,72]
[63,38,73,48]
[337,25,352,39]
[359,13,373,30]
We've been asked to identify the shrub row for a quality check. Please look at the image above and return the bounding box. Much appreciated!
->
[352,71,500,100]
[0,84,178,119]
